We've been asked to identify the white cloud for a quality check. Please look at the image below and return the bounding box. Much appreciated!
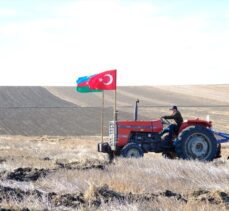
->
[57,0,160,18]
[0,8,16,16]
[0,0,228,85]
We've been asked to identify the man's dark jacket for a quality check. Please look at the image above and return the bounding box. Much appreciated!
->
[162,110,184,130]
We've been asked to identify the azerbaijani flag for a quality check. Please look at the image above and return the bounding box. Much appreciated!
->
[76,75,102,93]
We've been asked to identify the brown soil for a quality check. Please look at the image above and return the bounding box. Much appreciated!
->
[1,184,229,210]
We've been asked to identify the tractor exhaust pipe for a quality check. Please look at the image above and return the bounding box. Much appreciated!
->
[134,99,140,121]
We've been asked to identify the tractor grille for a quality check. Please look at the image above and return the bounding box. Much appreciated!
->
[109,121,117,150]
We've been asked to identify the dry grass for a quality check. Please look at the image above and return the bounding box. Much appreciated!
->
[97,199,227,211]
[35,156,229,194]
[0,135,229,210]
[0,135,103,170]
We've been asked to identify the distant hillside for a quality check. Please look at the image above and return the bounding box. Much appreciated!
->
[0,87,110,135]
[0,85,228,136]
[46,85,229,107]
[0,87,76,107]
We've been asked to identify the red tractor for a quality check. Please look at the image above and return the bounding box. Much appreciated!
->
[98,101,222,161]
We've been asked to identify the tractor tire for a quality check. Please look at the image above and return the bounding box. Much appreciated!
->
[121,143,144,158]
[175,126,217,161]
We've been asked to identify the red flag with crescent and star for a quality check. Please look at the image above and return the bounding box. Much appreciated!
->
[88,69,117,90]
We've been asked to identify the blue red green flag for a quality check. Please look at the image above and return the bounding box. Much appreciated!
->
[76,75,102,93]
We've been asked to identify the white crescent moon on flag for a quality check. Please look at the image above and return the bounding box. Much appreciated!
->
[103,74,113,85]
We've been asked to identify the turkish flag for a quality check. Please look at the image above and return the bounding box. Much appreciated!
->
[88,70,117,90]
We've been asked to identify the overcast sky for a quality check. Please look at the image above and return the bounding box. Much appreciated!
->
[0,0,228,86]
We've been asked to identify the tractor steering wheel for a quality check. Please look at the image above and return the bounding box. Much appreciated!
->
[160,118,171,125]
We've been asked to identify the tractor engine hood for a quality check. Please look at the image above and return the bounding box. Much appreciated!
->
[117,119,163,133]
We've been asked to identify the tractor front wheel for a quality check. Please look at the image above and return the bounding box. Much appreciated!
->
[175,126,217,161]
[121,143,144,158]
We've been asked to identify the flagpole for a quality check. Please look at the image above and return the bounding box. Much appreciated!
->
[101,91,105,143]
[114,89,117,121]
[114,69,117,121]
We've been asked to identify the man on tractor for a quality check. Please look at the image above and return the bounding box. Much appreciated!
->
[160,105,184,146]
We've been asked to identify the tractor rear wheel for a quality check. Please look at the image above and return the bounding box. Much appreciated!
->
[175,126,217,161]
[121,143,144,158]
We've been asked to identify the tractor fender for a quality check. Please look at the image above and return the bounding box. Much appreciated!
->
[174,125,217,161]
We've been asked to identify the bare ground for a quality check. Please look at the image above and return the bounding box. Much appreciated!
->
[0,136,229,210]
[0,85,228,135]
